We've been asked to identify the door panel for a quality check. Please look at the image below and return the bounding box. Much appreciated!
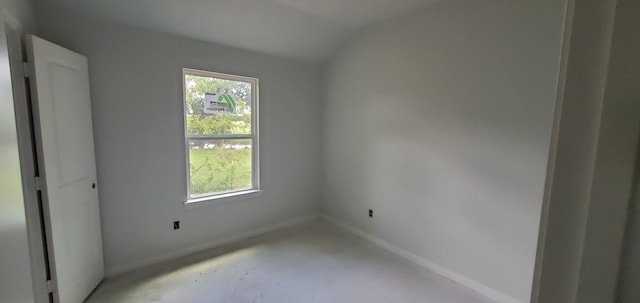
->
[26,35,104,303]
[49,62,94,187]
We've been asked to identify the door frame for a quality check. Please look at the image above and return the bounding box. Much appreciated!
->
[531,0,640,302]
[3,14,52,303]
[616,143,640,302]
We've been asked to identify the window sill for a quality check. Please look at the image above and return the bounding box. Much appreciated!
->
[184,189,263,209]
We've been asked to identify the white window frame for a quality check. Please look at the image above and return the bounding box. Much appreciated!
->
[182,68,260,205]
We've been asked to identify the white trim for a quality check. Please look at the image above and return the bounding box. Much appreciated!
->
[184,189,263,209]
[182,68,260,201]
[321,215,523,303]
[187,134,253,139]
[182,68,257,82]
[530,0,575,301]
[105,214,320,277]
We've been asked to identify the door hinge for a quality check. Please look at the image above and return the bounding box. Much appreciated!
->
[34,176,42,191]
[46,279,55,293]
[23,61,32,78]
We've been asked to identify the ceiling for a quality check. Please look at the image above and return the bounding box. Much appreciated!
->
[38,0,443,62]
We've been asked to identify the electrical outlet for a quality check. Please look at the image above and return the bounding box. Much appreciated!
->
[173,221,180,230]
[369,209,373,218]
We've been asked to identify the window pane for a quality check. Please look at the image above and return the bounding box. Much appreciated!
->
[188,138,253,197]
[185,74,252,136]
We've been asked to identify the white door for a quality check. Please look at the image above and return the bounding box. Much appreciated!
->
[26,35,104,303]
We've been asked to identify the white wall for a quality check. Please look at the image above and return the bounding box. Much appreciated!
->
[0,0,35,302]
[322,1,566,302]
[35,1,323,275]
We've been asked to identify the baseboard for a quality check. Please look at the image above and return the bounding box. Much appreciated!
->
[320,215,523,303]
[106,214,320,277]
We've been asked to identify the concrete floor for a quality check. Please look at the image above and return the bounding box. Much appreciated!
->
[86,219,495,303]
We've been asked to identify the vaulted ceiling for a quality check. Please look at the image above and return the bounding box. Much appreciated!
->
[37,0,444,62]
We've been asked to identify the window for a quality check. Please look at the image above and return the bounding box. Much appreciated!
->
[183,68,259,201]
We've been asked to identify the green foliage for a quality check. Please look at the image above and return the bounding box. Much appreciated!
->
[185,74,254,196]
[189,147,252,195]
[185,75,251,135]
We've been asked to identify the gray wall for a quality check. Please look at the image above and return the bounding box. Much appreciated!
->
[0,0,34,32]
[35,1,323,275]
[322,1,566,302]
[0,0,35,302]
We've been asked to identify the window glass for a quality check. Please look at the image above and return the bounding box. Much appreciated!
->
[184,69,258,199]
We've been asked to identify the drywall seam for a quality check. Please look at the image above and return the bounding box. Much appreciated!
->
[106,214,320,277]
[321,215,523,303]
